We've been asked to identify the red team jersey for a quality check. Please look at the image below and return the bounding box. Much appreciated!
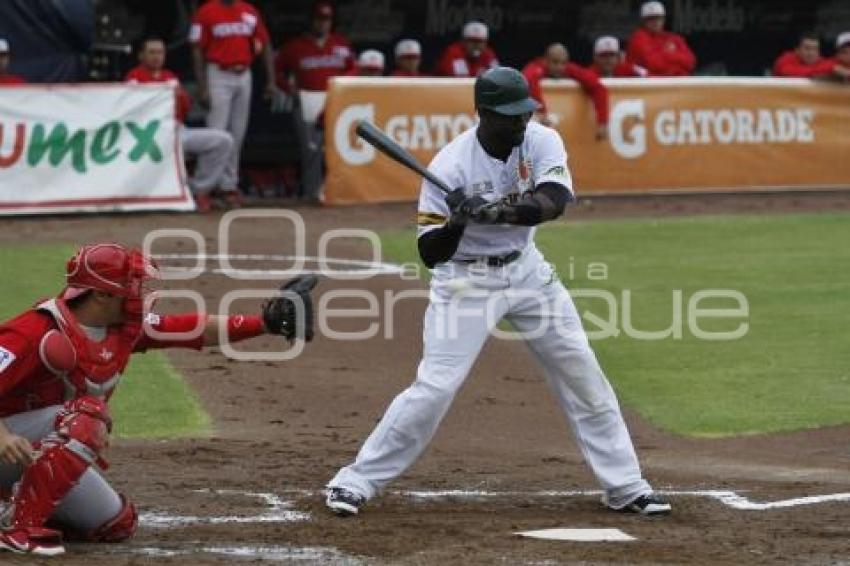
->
[522,58,609,125]
[0,305,206,417]
[190,0,269,68]
[125,66,192,122]
[275,33,354,91]
[626,27,695,76]
[772,50,837,78]
[435,41,499,77]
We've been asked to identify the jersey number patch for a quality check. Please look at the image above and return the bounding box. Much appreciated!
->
[0,346,16,373]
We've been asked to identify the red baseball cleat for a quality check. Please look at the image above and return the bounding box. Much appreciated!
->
[0,527,65,556]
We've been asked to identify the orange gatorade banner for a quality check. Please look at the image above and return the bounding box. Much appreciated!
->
[324,77,850,204]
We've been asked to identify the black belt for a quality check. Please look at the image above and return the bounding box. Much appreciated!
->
[456,250,521,267]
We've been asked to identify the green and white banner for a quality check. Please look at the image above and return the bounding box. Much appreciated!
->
[0,84,192,215]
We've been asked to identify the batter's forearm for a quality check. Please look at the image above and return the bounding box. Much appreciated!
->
[499,183,573,226]
[417,223,466,268]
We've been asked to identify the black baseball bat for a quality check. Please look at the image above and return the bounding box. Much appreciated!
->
[355,121,453,195]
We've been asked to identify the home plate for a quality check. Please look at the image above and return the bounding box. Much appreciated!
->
[516,528,636,542]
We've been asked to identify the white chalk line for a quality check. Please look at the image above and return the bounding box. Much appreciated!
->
[398,489,850,511]
[119,544,359,563]
[152,253,406,276]
[137,487,850,530]
[139,488,308,528]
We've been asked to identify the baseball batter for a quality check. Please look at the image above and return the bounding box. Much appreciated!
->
[0,243,317,555]
[190,0,276,200]
[326,67,670,517]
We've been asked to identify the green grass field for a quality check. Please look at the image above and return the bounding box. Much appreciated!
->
[381,212,850,437]
[0,244,210,438]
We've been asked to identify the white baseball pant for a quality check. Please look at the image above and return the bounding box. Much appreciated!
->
[329,246,652,508]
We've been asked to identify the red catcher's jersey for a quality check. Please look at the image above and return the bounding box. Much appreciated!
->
[275,33,354,92]
[190,0,269,68]
[0,305,205,417]
[125,66,192,122]
[435,42,499,77]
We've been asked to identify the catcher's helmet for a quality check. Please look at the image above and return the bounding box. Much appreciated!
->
[474,66,539,116]
[62,243,159,316]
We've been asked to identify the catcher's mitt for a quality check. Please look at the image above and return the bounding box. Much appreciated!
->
[262,275,318,341]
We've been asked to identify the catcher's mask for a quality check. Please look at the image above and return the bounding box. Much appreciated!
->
[62,242,160,319]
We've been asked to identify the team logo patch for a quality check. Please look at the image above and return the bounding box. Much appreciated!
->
[0,346,16,373]
[145,312,162,326]
[242,13,257,26]
[544,165,567,177]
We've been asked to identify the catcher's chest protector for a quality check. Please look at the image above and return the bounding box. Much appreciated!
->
[36,300,141,400]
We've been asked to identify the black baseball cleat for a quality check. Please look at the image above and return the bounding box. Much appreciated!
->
[326,487,366,517]
[612,493,672,515]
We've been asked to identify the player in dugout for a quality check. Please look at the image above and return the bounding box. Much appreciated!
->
[347,50,385,77]
[773,31,850,79]
[392,39,425,77]
[522,43,610,138]
[0,243,317,556]
[435,21,499,77]
[586,36,649,79]
[126,37,234,214]
[276,1,354,202]
[626,1,695,77]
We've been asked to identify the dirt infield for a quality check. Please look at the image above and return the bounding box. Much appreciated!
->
[2,192,850,564]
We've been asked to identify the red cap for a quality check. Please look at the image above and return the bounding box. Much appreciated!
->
[313,1,333,19]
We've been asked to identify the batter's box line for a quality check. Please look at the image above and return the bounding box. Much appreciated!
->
[395,489,850,511]
[138,488,850,528]
[278,487,850,512]
[139,488,309,528]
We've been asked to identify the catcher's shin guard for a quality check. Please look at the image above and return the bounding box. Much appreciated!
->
[60,494,138,543]
[3,397,111,536]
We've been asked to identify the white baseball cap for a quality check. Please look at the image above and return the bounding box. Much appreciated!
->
[395,39,421,58]
[358,49,385,70]
[0,39,9,53]
[837,31,850,49]
[463,21,488,41]
[594,36,620,55]
[640,1,666,18]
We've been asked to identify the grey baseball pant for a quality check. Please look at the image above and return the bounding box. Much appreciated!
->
[0,406,122,531]
[206,64,252,190]
[181,126,234,193]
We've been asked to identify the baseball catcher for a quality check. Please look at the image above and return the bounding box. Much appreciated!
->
[0,242,317,556]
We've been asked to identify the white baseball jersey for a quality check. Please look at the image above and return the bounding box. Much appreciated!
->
[417,121,573,260]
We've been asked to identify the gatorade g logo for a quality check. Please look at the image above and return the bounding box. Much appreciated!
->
[335,104,376,166]
[609,99,646,159]
[334,104,476,166]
